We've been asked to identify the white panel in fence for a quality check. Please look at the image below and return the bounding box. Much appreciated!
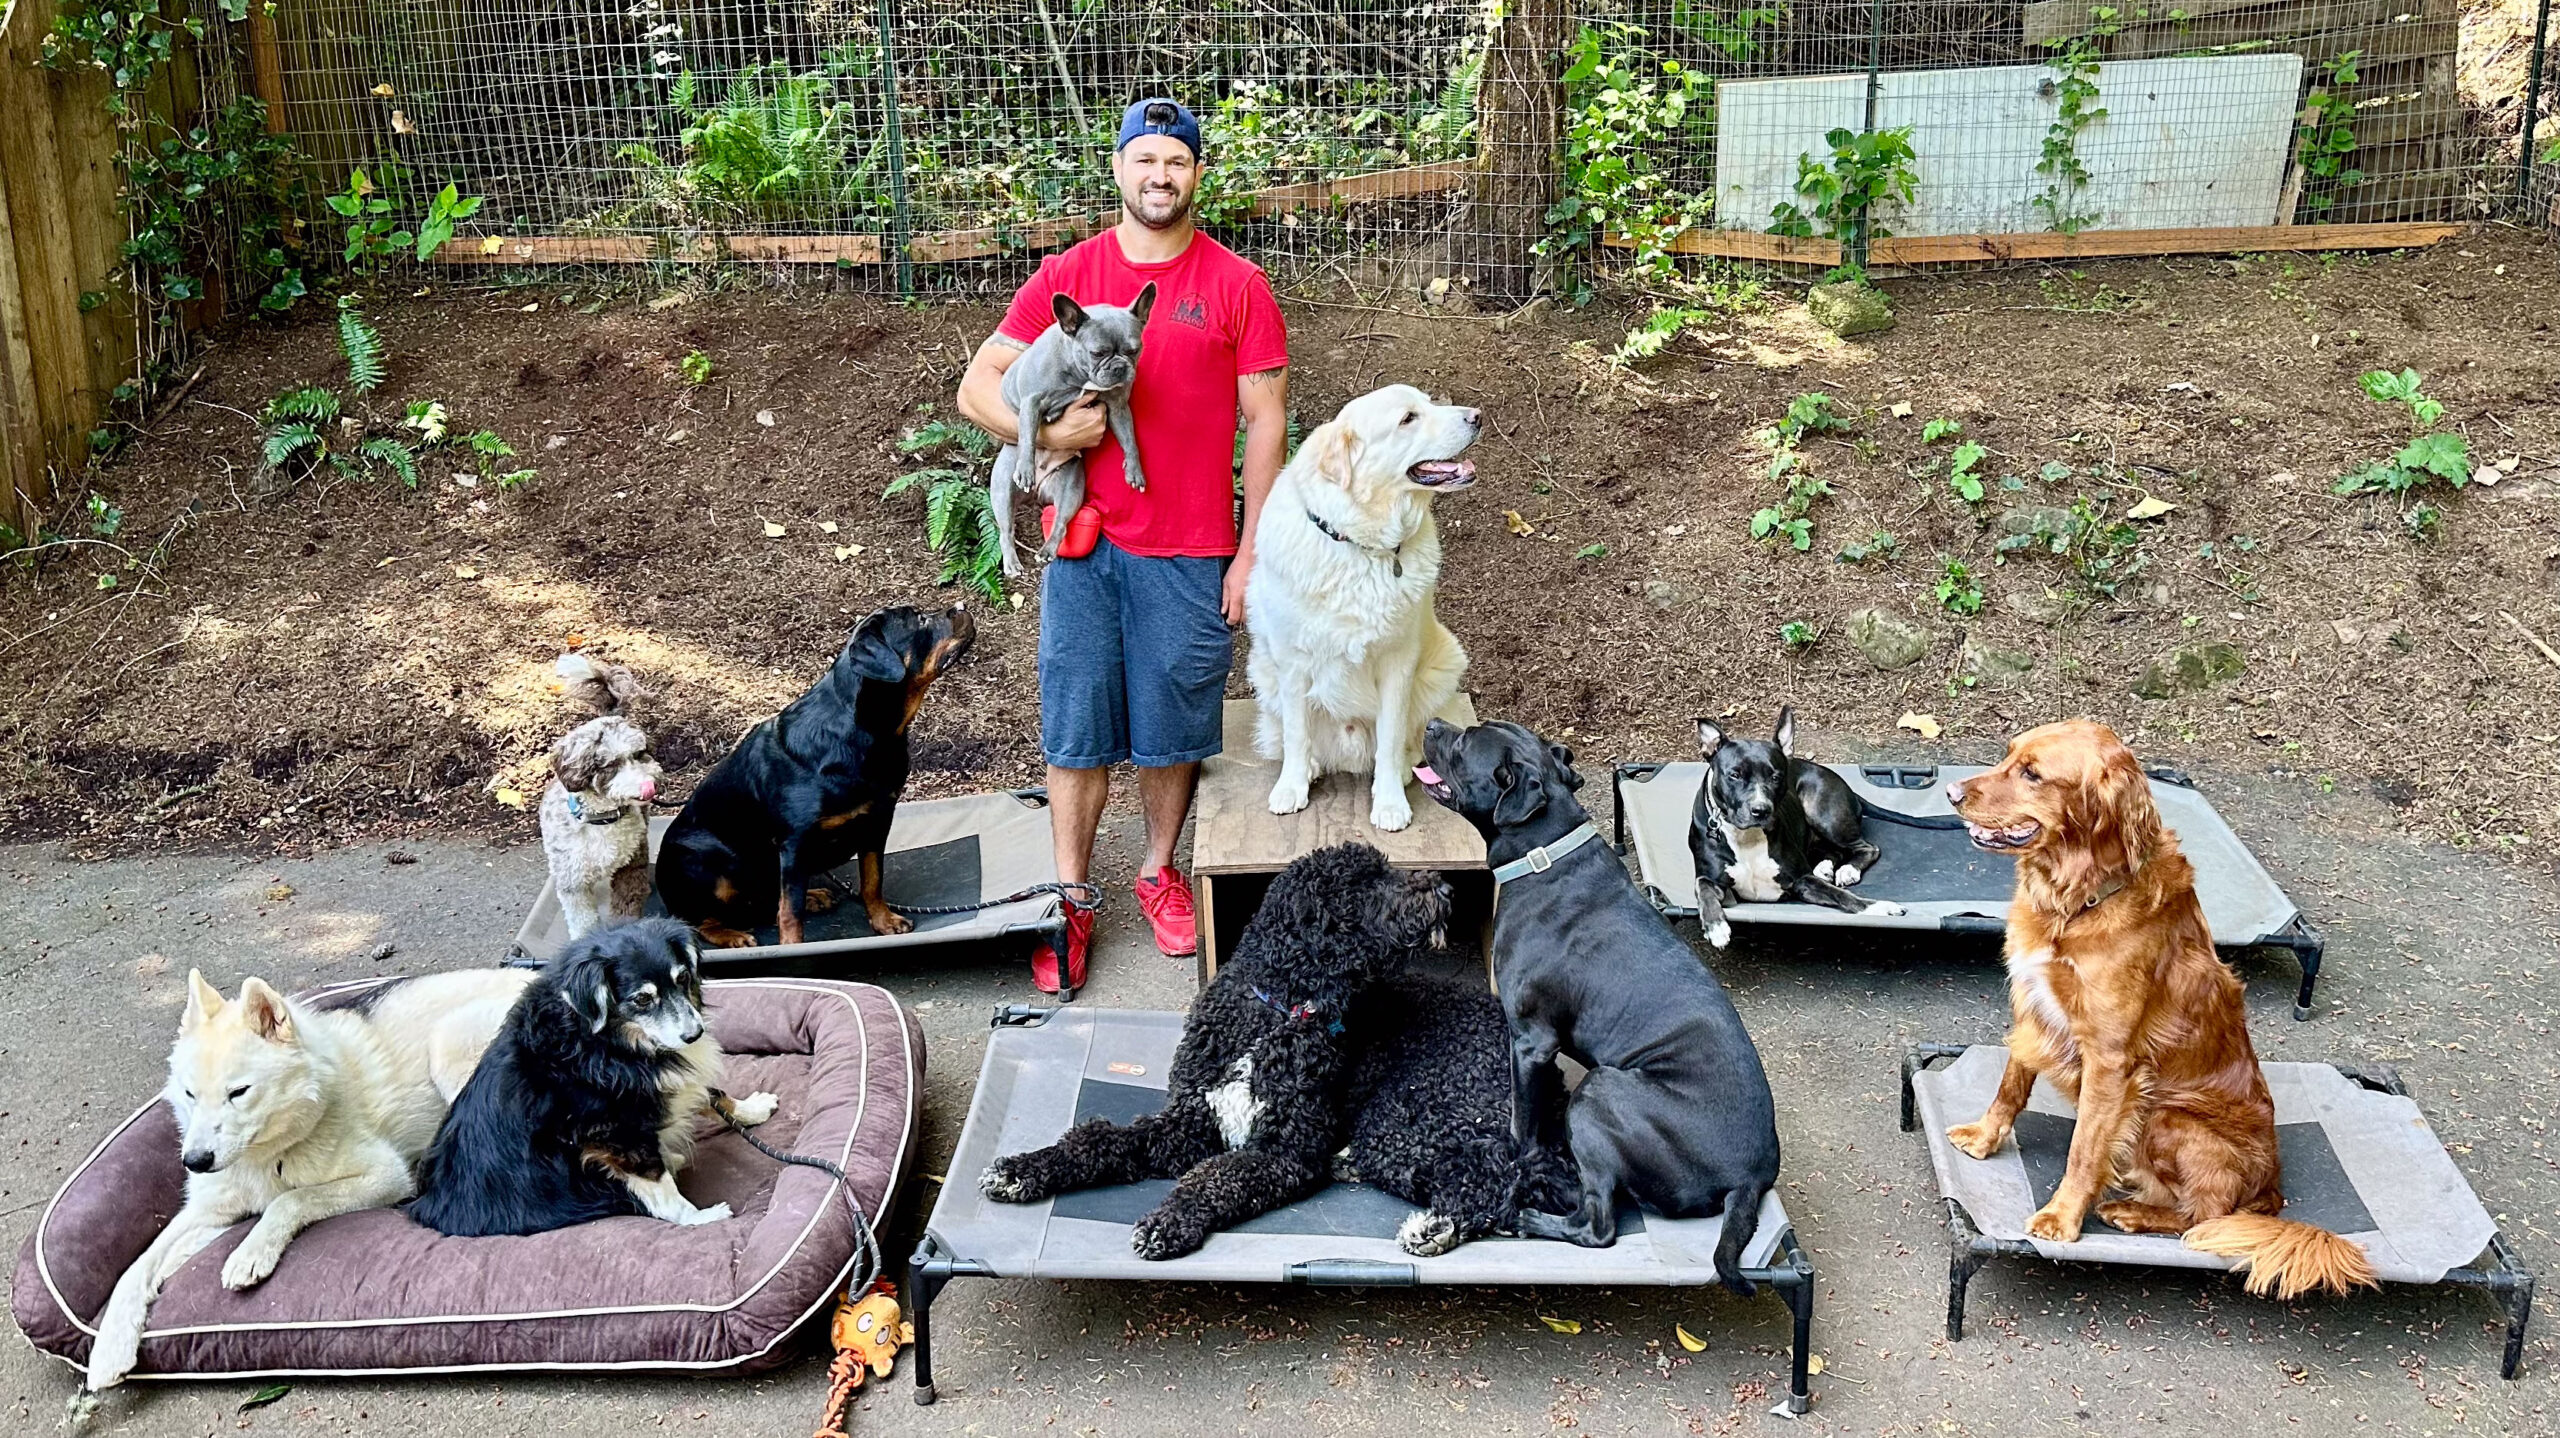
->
[1715,55,2307,238]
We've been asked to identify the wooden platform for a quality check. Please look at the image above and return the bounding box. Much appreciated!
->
[1192,696,1489,981]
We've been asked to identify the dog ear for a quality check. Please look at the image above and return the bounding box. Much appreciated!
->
[182,969,223,1033]
[2078,739,2160,878]
[1300,420,1361,487]
[1051,292,1087,336]
[552,725,604,795]
[1546,742,1584,792]
[1696,719,1726,757]
[1773,706,1797,757]
[557,956,614,1035]
[237,978,296,1046]
[1127,281,1156,327]
[1492,761,1549,828]
[841,611,912,685]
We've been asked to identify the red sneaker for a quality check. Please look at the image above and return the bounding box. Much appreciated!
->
[1133,867,1198,958]
[1031,901,1092,995]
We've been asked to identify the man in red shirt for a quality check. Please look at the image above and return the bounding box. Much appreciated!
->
[958,98,1290,993]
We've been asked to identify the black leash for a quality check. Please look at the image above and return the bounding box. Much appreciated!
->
[711,1092,880,1296]
[888,880,1099,919]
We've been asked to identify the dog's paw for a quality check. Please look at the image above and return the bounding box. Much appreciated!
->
[220,1231,286,1290]
[82,1322,140,1392]
[1268,776,1311,816]
[1704,920,1732,949]
[676,1202,734,1226]
[801,887,837,914]
[1812,859,1835,882]
[2025,1202,2085,1242]
[977,1158,1043,1204]
[1369,790,1414,832]
[1945,1120,2008,1160]
[1330,1148,1361,1184]
[866,905,914,936]
[1836,863,1864,887]
[1397,1209,1461,1258]
[1863,899,1907,918]
[731,1091,780,1126]
[1130,1207,1209,1261]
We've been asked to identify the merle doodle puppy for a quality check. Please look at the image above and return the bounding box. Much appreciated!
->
[991,283,1154,576]
[978,843,1446,1260]
[1416,717,1781,1294]
[1689,706,1903,949]
[1339,969,1577,1256]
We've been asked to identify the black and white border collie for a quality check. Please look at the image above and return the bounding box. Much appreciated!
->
[406,919,779,1237]
[1688,707,1903,949]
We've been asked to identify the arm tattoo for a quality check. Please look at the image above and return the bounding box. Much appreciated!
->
[991,335,1029,352]
[1243,366,1287,388]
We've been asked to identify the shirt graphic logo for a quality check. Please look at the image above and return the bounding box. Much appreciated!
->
[1167,294,1210,330]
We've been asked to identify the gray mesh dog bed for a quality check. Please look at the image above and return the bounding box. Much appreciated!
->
[909,1006,1819,1413]
[1612,761,2328,1017]
[510,789,1071,988]
[1901,1042,2532,1377]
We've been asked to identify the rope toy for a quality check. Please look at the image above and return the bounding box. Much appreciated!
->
[812,1277,912,1437]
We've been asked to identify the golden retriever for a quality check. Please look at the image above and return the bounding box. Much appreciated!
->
[1944,719,2376,1300]
[1244,385,1480,831]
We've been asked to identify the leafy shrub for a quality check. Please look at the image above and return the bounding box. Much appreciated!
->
[885,413,1005,602]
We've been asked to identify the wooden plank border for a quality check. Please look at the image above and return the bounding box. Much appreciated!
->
[1604,221,2461,266]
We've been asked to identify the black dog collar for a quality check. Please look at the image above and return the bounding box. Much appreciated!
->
[1305,509,1403,579]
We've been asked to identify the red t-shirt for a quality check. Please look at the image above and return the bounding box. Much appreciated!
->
[998,229,1288,557]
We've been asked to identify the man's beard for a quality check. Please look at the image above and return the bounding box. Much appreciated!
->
[1123,182,1193,231]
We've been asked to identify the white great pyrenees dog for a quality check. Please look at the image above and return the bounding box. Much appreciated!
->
[1245,384,1481,831]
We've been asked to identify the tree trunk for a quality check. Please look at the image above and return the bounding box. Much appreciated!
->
[1461,0,1570,301]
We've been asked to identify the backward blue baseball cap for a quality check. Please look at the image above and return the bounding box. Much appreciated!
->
[1117,98,1201,157]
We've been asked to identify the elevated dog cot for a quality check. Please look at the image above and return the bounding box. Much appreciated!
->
[909,1006,1820,1415]
[1611,760,2328,1018]
[1901,1042,2533,1378]
[511,788,1075,992]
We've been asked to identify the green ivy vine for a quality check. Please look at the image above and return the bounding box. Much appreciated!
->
[2032,36,2107,234]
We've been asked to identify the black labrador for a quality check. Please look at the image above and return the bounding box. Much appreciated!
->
[1414,717,1780,1294]
[656,604,974,947]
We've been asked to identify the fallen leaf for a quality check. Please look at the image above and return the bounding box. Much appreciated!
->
[263,884,294,903]
[562,632,585,647]
[2495,454,2522,474]
[1675,1325,1707,1353]
[1898,711,1943,740]
[452,564,478,579]
[494,787,527,810]
[832,544,864,562]
[479,235,503,255]
[663,429,690,445]
[1538,1316,1582,1334]
[1889,401,1913,418]
[518,302,539,313]
[1807,1354,1827,1375]
[239,1384,291,1414]
[820,520,840,534]
[2268,471,2299,485]
[1008,592,1025,610]
[2124,493,2176,520]
[756,410,777,427]
[762,520,787,538]
[1504,510,1536,537]
[647,293,689,311]
[370,83,395,98]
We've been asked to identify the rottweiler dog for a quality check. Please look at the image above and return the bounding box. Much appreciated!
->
[656,605,975,946]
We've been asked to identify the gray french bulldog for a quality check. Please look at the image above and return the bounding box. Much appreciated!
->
[991,283,1154,577]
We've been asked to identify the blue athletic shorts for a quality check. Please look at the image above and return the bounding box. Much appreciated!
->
[1038,538,1232,769]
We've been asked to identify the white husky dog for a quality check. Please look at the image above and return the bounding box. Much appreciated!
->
[1246,384,1482,831]
[83,967,532,1390]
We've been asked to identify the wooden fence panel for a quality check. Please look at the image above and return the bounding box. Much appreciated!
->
[0,0,134,542]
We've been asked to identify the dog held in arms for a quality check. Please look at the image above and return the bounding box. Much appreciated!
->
[1944,719,2376,1299]
[990,284,1153,577]
[1690,707,1902,949]
[83,967,534,1390]
[978,844,1449,1259]
[406,918,780,1237]
[656,604,976,947]
[542,654,662,940]
[1417,718,1780,1293]
[1246,384,1481,832]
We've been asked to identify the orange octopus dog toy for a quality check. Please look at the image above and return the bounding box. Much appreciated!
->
[813,1279,913,1437]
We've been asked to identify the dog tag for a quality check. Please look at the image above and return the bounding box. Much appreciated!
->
[1106,1061,1147,1077]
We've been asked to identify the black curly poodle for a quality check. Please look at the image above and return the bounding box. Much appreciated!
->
[1340,970,1578,1256]
[978,842,1447,1260]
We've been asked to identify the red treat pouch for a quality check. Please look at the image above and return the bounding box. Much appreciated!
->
[1041,504,1103,560]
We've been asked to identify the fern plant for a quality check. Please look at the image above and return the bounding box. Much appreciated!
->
[622,63,887,227]
[885,414,1005,602]
[337,298,387,393]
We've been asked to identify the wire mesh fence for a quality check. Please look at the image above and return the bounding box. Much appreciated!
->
[81,0,2560,317]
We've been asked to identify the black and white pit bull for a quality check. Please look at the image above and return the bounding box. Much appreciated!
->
[1414,717,1779,1294]
[1688,707,1901,949]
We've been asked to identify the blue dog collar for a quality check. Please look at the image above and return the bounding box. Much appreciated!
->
[1488,822,1602,885]
[1250,986,1343,1036]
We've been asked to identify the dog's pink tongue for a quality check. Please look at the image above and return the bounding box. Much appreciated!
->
[1412,764,1441,786]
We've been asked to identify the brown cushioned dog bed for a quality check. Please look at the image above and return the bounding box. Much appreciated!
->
[13,977,920,1380]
